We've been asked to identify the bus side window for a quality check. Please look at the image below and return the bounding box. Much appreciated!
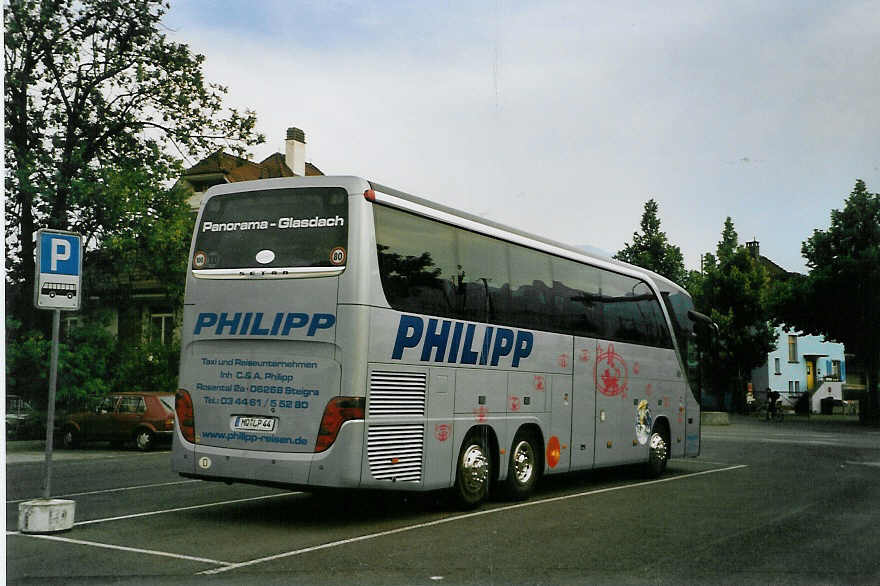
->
[374,205,458,318]
[455,229,510,324]
[551,257,603,337]
[508,246,553,331]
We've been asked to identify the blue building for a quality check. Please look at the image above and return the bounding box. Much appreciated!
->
[751,328,846,407]
[745,240,846,411]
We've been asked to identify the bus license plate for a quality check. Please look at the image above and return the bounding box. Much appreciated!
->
[232,416,276,432]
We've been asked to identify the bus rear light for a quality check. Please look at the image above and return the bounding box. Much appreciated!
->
[315,396,365,453]
[364,189,376,202]
[175,389,195,443]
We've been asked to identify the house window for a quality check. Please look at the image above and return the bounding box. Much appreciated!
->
[788,335,798,362]
[795,380,800,393]
[774,358,781,375]
[831,360,841,380]
[63,316,82,340]
[788,381,794,393]
[150,311,174,346]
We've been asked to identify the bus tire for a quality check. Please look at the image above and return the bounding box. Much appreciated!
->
[503,429,540,500]
[644,424,669,478]
[453,433,491,509]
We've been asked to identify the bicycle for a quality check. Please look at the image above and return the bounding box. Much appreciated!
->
[756,401,784,422]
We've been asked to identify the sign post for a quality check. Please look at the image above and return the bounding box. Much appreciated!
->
[19,229,82,533]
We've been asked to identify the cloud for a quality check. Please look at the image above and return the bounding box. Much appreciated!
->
[165,1,880,274]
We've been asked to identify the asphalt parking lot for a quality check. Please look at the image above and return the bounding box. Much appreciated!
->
[6,416,880,585]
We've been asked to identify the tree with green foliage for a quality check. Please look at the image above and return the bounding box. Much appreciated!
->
[5,0,264,331]
[6,314,116,410]
[5,0,264,408]
[614,199,687,285]
[770,180,880,422]
[690,217,777,411]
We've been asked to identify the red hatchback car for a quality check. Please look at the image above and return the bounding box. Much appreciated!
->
[60,392,175,451]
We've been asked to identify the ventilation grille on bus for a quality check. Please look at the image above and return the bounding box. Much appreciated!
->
[368,371,427,417]
[367,424,424,482]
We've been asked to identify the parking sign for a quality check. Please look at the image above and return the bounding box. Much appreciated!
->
[34,229,82,311]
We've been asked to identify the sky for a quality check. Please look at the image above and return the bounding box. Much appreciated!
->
[164,0,880,273]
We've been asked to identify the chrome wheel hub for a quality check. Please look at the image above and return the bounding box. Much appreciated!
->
[461,444,489,494]
[649,433,667,463]
[512,440,535,484]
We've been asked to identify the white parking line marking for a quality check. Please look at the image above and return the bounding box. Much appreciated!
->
[73,491,302,526]
[200,464,748,575]
[845,461,880,468]
[9,532,233,566]
[6,480,202,504]
[704,435,860,448]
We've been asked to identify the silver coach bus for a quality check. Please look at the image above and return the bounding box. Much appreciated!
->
[172,176,712,507]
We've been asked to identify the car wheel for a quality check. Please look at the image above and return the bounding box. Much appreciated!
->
[134,428,155,451]
[453,433,491,509]
[62,427,80,449]
[503,430,541,500]
[644,427,669,478]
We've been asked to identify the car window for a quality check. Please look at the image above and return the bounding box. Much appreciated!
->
[158,396,174,412]
[98,397,117,413]
[117,396,143,414]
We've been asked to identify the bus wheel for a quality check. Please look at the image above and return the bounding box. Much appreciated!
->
[644,427,668,478]
[503,430,540,500]
[48,291,55,298]
[453,434,491,509]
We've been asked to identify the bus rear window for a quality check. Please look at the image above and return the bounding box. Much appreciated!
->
[193,187,348,271]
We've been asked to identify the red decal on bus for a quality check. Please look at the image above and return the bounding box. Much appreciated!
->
[534,375,545,391]
[579,348,590,363]
[597,344,629,397]
[510,396,521,412]
[473,405,488,423]
[434,424,450,442]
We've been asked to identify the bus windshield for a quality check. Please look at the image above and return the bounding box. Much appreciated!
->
[193,187,348,271]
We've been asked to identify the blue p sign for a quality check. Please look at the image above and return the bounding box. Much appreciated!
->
[35,229,82,311]
[40,233,81,276]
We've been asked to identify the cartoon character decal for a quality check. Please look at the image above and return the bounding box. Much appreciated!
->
[635,399,653,445]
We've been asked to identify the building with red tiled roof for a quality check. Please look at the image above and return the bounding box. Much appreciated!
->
[179,126,323,211]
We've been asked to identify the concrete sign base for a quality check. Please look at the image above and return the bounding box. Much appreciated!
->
[18,499,76,533]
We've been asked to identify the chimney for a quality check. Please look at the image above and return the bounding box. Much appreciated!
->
[285,127,306,176]
[746,239,760,259]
